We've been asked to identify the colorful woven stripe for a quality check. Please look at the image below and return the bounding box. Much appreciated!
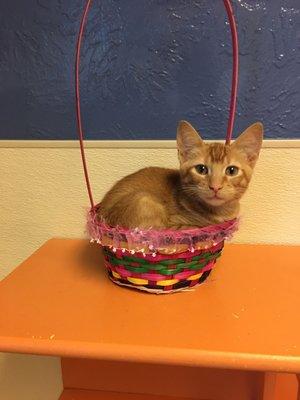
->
[108,269,212,293]
[103,242,223,293]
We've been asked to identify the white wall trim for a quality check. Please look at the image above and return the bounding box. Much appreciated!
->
[1,139,300,149]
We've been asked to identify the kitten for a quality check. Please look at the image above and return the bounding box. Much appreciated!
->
[98,120,263,229]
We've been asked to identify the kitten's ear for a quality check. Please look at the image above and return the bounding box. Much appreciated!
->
[177,120,204,164]
[231,122,263,165]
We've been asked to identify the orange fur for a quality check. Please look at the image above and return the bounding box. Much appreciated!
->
[98,120,263,229]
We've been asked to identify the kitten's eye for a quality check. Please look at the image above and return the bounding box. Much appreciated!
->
[195,164,208,175]
[226,165,239,176]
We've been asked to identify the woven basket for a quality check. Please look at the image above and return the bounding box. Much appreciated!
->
[88,207,238,294]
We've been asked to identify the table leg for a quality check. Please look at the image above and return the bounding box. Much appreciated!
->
[263,373,298,400]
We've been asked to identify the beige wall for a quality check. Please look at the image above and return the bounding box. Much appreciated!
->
[0,140,300,399]
[0,354,62,400]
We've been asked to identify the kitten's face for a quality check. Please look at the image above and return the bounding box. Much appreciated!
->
[177,120,263,207]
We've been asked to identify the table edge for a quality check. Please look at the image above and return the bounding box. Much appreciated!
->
[1,336,300,373]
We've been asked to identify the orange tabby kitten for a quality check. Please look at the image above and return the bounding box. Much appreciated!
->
[99,120,263,229]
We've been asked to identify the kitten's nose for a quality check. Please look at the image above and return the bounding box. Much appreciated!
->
[209,185,222,193]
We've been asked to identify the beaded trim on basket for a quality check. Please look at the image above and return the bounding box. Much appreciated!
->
[87,207,239,254]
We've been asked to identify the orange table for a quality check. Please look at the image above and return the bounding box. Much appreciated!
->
[0,239,299,399]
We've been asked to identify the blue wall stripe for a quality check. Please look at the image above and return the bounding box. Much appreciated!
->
[0,0,299,140]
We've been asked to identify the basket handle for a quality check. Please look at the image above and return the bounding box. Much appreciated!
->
[75,0,239,209]
[75,0,95,208]
[223,0,239,145]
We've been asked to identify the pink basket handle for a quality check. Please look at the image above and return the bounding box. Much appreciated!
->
[223,0,239,145]
[75,0,239,208]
